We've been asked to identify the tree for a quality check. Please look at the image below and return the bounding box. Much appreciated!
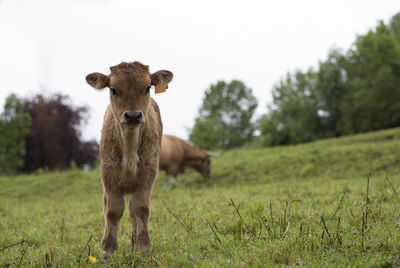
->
[314,49,347,137]
[189,80,258,149]
[22,93,98,172]
[0,94,31,174]
[341,21,400,134]
[259,69,323,146]
[259,12,400,147]
[188,117,226,150]
[389,12,400,43]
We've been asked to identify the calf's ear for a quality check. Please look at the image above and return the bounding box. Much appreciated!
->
[151,70,173,93]
[86,72,110,90]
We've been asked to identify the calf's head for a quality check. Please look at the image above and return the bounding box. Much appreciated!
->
[191,150,224,177]
[86,61,173,129]
[191,150,212,177]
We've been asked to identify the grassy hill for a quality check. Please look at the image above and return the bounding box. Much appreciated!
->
[1,128,400,266]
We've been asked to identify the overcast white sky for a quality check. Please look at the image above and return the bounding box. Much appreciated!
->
[0,0,399,142]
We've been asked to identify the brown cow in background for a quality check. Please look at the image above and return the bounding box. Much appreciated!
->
[159,135,222,189]
[86,61,173,259]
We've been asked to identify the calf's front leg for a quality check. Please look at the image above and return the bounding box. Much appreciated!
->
[101,189,124,259]
[129,189,152,252]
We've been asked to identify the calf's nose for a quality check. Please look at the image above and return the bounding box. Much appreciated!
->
[124,111,143,124]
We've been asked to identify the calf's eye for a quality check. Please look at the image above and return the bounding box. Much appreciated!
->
[145,85,151,95]
[110,88,118,96]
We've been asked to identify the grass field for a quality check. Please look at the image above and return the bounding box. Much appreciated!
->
[1,128,400,267]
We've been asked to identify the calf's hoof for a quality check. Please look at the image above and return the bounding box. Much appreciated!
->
[101,249,112,260]
[101,237,118,259]
[135,231,151,252]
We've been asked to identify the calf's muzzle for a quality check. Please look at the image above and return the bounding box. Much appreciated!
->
[123,111,143,125]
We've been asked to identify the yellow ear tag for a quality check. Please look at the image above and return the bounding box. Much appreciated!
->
[155,83,168,94]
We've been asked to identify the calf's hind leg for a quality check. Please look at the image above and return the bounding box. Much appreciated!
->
[101,190,124,258]
[167,164,180,189]
[163,174,170,190]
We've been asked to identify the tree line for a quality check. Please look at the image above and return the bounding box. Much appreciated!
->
[1,12,400,174]
[0,93,98,174]
[190,12,400,149]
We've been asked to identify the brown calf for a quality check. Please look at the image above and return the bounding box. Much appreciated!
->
[159,135,222,188]
[86,61,173,258]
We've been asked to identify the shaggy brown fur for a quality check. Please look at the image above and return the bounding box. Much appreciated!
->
[159,135,213,188]
[86,61,173,259]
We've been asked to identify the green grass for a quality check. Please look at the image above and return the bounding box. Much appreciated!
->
[1,128,400,266]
